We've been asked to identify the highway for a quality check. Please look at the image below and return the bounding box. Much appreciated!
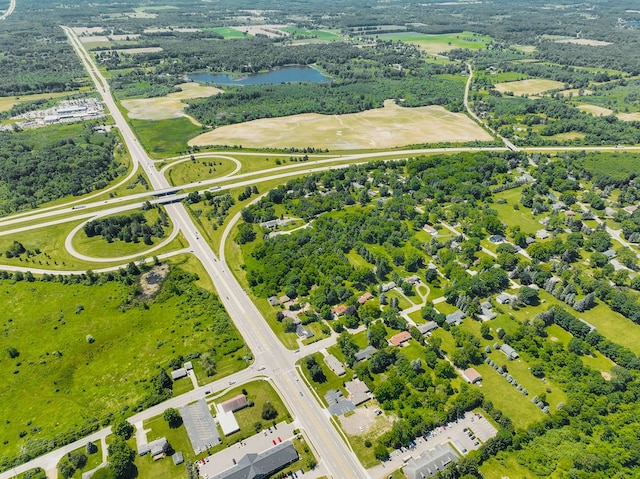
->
[63,26,370,479]
[0,0,15,20]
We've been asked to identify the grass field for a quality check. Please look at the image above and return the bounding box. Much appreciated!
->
[375,31,492,54]
[208,27,248,39]
[617,112,640,121]
[121,83,222,121]
[494,79,565,96]
[165,157,237,185]
[491,189,542,235]
[71,207,179,259]
[189,102,493,150]
[279,26,340,41]
[131,117,204,158]
[0,272,245,460]
[577,104,614,116]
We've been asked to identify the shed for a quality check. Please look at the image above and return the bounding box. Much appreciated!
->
[171,368,188,380]
[184,361,193,371]
[172,452,184,465]
[500,344,519,360]
[462,368,482,384]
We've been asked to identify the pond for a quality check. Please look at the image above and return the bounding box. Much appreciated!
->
[188,65,331,86]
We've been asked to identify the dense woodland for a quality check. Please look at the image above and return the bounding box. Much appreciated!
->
[0,124,122,215]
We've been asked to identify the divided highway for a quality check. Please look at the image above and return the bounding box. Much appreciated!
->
[59,26,370,479]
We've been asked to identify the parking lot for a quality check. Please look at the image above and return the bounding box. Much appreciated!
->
[198,421,295,478]
[368,412,497,479]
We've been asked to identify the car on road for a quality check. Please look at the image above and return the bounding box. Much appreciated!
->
[229,380,236,385]
[257,366,266,371]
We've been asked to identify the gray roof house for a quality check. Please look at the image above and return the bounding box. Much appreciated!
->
[445,310,465,325]
[380,281,396,292]
[500,344,519,360]
[496,292,516,305]
[417,321,439,335]
[324,354,346,376]
[345,379,372,406]
[403,444,460,479]
[603,249,617,259]
[138,437,169,456]
[354,345,378,362]
[211,441,299,479]
[296,324,314,339]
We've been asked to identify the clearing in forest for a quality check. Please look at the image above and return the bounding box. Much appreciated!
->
[188,101,493,150]
[122,82,222,121]
[578,104,614,116]
[617,112,640,121]
[494,79,565,96]
[375,31,492,54]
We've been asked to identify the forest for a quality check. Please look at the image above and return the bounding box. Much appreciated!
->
[0,124,122,215]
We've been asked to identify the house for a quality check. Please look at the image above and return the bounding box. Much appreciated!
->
[219,394,248,413]
[354,345,378,362]
[417,321,439,335]
[404,275,421,285]
[605,206,618,216]
[423,224,438,236]
[138,437,169,456]
[184,361,193,371]
[480,302,496,320]
[267,296,280,306]
[500,343,519,360]
[279,295,291,304]
[445,310,465,325]
[462,368,482,384]
[261,219,279,229]
[536,229,550,239]
[551,201,566,212]
[296,324,314,339]
[403,444,460,479]
[525,236,536,246]
[388,331,412,347]
[488,234,506,244]
[324,354,346,376]
[171,368,188,380]
[345,379,372,406]
[211,441,299,479]
[172,452,184,465]
[496,292,516,305]
[623,205,638,214]
[380,281,396,292]
[603,249,617,259]
[332,304,348,317]
[539,217,550,226]
[358,292,373,304]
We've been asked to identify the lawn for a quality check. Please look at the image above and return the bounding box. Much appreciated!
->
[165,156,237,186]
[130,118,204,158]
[298,352,354,406]
[279,27,341,41]
[578,303,640,354]
[0,271,245,461]
[492,188,542,235]
[480,454,537,479]
[56,441,104,479]
[188,103,492,150]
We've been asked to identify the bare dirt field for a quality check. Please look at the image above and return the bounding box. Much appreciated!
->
[72,27,104,36]
[79,35,110,44]
[189,101,493,150]
[122,82,222,121]
[617,112,640,122]
[112,47,163,54]
[340,407,393,435]
[494,79,565,96]
[578,104,613,116]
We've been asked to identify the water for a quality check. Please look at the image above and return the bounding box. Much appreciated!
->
[188,65,331,86]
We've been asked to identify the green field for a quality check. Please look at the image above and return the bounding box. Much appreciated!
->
[0,267,245,461]
[279,27,340,41]
[375,31,493,54]
[210,27,249,39]
[165,157,238,185]
[130,118,203,158]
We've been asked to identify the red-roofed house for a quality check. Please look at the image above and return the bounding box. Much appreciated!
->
[332,305,348,317]
[358,292,373,304]
[388,331,412,347]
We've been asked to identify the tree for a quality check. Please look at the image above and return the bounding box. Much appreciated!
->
[235,223,256,244]
[111,418,133,440]
[57,458,75,479]
[435,361,456,379]
[86,441,98,455]
[108,437,136,479]
[6,346,19,359]
[518,286,540,306]
[261,401,278,420]
[374,442,390,461]
[163,408,182,428]
[367,321,388,349]
[309,363,326,383]
[480,322,491,339]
